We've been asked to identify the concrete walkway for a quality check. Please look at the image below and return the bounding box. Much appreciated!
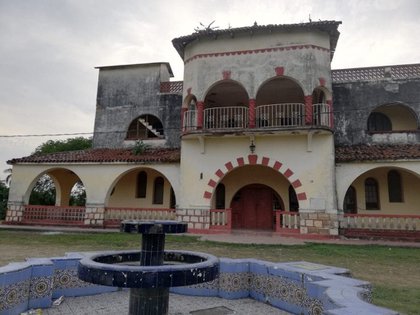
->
[1,223,419,247]
[43,290,290,315]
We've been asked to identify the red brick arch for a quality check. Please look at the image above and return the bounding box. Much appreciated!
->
[203,154,307,201]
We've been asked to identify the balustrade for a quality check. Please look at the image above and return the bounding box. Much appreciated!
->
[256,103,305,128]
[340,214,419,231]
[204,107,248,129]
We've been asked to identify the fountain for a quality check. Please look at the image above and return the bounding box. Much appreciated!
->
[78,220,219,315]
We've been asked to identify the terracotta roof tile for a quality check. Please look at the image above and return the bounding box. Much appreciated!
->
[7,148,180,165]
[335,144,420,162]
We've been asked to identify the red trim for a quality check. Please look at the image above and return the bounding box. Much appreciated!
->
[248,154,258,165]
[261,157,270,166]
[248,99,256,128]
[184,44,330,64]
[237,157,245,166]
[304,95,313,125]
[215,169,224,178]
[292,179,302,188]
[283,168,294,178]
[204,191,212,199]
[275,66,284,76]
[344,213,420,219]
[208,179,217,188]
[225,161,234,171]
[273,161,283,171]
[222,70,231,80]
[297,192,307,200]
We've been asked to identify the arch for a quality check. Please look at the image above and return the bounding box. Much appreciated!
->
[255,76,305,106]
[25,167,86,207]
[203,79,249,109]
[230,183,284,230]
[312,86,332,103]
[105,167,177,208]
[126,114,164,140]
[203,154,307,203]
[368,103,419,131]
[182,94,197,110]
[367,112,392,131]
[343,186,357,214]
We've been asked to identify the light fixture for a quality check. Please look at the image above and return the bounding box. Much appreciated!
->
[249,140,256,153]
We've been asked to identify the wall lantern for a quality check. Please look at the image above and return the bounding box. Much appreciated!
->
[249,140,256,153]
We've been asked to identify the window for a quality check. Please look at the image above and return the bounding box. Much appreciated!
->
[170,187,176,209]
[365,178,379,210]
[288,185,299,212]
[367,112,392,132]
[126,115,164,140]
[343,186,357,214]
[153,177,164,204]
[136,171,147,198]
[215,184,225,209]
[388,170,403,202]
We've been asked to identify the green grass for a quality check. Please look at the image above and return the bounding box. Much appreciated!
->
[0,230,419,314]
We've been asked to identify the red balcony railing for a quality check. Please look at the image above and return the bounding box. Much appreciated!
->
[22,205,85,225]
[183,103,331,132]
[210,208,232,230]
[274,211,300,232]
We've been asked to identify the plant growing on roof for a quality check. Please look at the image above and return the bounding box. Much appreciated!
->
[132,140,149,155]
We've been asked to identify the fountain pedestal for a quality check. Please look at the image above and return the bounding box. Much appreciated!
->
[78,220,219,315]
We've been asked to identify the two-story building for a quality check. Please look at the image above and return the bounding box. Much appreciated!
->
[5,21,420,240]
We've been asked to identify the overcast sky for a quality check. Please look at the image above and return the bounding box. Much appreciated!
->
[1,0,419,181]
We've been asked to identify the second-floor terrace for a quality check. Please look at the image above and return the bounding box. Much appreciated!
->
[178,76,333,135]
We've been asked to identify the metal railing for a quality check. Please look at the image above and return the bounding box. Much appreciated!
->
[210,208,232,230]
[183,110,197,132]
[204,107,248,129]
[22,205,85,223]
[340,214,420,231]
[256,103,305,128]
[312,103,331,127]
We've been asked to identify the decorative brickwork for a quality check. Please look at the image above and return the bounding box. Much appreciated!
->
[83,206,105,227]
[299,212,338,235]
[204,155,307,203]
[176,209,210,230]
[5,202,24,223]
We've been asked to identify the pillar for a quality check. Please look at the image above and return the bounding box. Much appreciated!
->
[248,99,256,128]
[304,95,313,125]
[196,101,204,129]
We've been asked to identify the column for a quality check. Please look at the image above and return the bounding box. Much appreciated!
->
[304,95,313,125]
[248,99,256,128]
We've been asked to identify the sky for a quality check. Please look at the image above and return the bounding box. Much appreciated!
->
[1,0,419,181]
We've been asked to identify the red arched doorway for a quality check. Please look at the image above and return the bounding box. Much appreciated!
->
[230,184,283,230]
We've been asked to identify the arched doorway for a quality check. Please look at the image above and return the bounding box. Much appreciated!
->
[230,184,283,230]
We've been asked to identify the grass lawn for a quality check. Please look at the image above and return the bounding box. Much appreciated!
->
[0,230,419,314]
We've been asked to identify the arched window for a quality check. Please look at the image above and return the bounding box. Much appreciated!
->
[367,112,392,132]
[136,171,147,198]
[215,184,225,209]
[288,185,299,212]
[343,186,357,214]
[126,115,164,140]
[388,170,403,202]
[365,178,379,210]
[153,177,164,204]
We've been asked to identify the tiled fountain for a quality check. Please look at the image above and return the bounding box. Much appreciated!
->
[77,220,219,315]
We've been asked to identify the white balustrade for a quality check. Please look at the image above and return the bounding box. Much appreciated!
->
[313,103,331,127]
[256,103,305,128]
[183,110,197,131]
[204,107,248,129]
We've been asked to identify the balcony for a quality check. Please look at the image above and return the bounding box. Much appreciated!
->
[183,103,332,133]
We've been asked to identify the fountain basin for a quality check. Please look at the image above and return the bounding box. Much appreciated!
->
[78,250,219,288]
